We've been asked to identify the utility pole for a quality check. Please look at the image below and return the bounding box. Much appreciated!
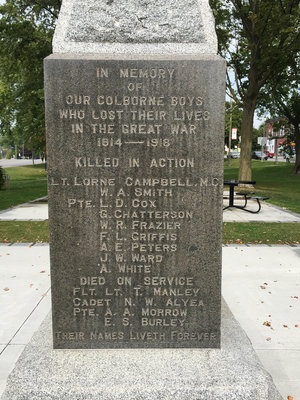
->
[227,98,232,167]
[274,138,278,165]
[261,127,265,162]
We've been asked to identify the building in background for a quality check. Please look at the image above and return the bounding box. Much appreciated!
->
[265,118,287,155]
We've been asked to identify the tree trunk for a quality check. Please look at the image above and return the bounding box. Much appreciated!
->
[294,122,300,174]
[238,99,256,182]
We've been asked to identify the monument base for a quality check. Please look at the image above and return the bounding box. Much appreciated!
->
[1,300,282,400]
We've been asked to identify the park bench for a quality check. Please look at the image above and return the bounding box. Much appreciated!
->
[223,180,269,213]
[244,196,269,213]
[235,191,255,209]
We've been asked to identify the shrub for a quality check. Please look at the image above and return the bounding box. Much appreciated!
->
[0,166,5,190]
[5,149,15,159]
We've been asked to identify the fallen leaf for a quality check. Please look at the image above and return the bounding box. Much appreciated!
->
[266,337,271,341]
[283,325,288,328]
[263,321,271,327]
[295,325,299,328]
[260,286,266,290]
[287,396,294,400]
[40,270,46,274]
[3,287,9,291]
[29,284,34,288]
[42,293,46,297]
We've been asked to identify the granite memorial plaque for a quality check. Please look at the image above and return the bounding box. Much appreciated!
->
[45,54,225,349]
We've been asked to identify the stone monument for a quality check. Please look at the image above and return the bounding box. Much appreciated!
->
[1,1,283,398]
[45,0,225,349]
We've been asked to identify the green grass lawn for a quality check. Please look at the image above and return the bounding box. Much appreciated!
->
[0,221,49,243]
[0,164,47,211]
[0,221,298,244]
[224,160,300,213]
[223,222,300,244]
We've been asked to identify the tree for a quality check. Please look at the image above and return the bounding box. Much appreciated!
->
[252,125,265,151]
[265,92,299,172]
[277,92,300,173]
[258,61,300,173]
[225,100,243,148]
[0,1,60,156]
[210,0,300,181]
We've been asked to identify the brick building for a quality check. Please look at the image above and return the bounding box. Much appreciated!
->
[265,118,287,154]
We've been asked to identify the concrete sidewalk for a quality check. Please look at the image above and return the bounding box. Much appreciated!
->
[0,244,51,397]
[1,196,300,222]
[223,197,300,223]
[0,244,299,399]
[0,159,44,169]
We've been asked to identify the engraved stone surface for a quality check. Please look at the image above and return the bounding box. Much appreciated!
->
[44,54,225,349]
[67,0,205,43]
[1,301,283,400]
[53,0,218,54]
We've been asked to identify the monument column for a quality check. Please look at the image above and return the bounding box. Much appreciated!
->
[1,1,283,399]
[45,0,226,349]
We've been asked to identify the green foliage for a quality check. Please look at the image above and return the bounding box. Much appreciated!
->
[209,0,233,54]
[252,124,265,151]
[211,0,300,180]
[225,1,299,92]
[0,1,60,154]
[259,86,300,173]
[5,149,15,159]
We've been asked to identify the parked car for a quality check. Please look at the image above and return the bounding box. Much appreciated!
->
[265,151,274,158]
[252,151,268,160]
[229,151,240,159]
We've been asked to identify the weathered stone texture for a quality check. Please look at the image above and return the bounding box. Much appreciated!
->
[44,54,225,349]
[1,301,283,400]
[53,0,218,54]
